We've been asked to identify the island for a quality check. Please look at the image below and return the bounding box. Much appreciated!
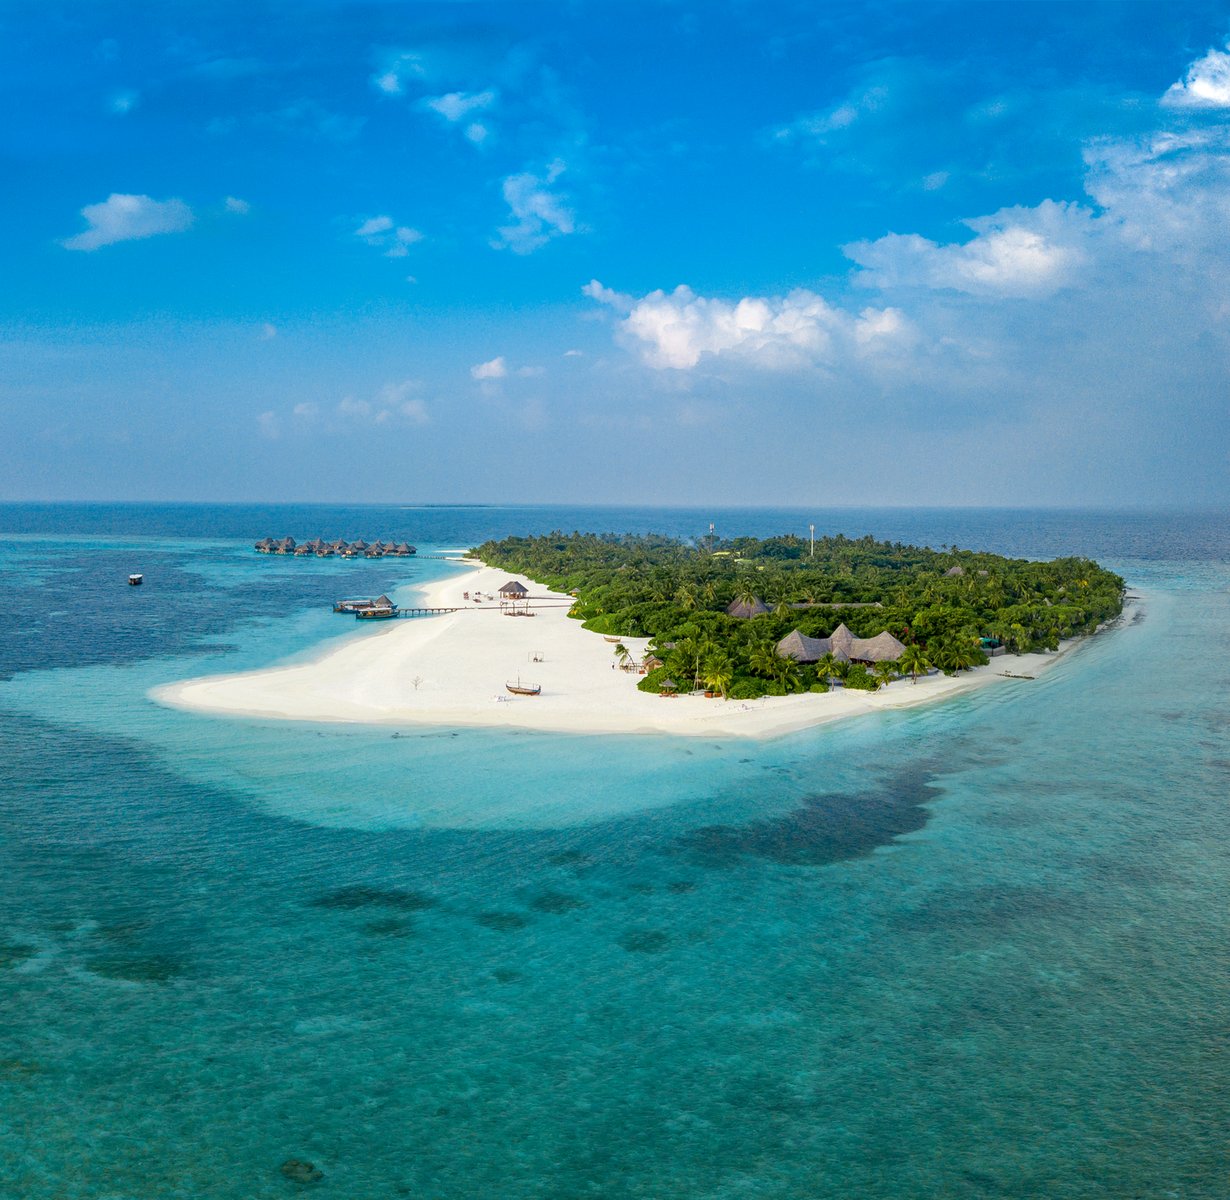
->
[154,530,1125,739]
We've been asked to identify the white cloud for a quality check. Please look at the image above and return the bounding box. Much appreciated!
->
[259,322,277,341]
[257,411,280,440]
[465,122,490,146]
[224,196,251,215]
[471,356,507,380]
[1162,46,1230,108]
[108,90,138,115]
[492,159,575,254]
[356,215,394,238]
[355,215,423,257]
[398,398,430,425]
[424,89,496,123]
[283,383,428,430]
[61,193,194,252]
[582,279,631,311]
[587,282,913,371]
[373,51,426,96]
[845,202,1089,297]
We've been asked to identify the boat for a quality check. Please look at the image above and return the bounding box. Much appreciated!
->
[505,678,541,696]
[355,594,397,619]
[333,598,373,613]
[128,574,143,586]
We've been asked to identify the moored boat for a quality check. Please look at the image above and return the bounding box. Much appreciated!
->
[128,573,143,586]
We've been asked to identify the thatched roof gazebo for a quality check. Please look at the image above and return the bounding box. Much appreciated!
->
[499,581,529,598]
[658,677,679,695]
[726,596,770,619]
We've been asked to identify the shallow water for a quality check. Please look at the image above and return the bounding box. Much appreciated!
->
[0,505,1227,1197]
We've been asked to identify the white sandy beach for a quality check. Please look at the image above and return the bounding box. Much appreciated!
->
[153,560,1086,739]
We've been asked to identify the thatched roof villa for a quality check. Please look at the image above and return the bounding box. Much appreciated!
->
[499,581,529,598]
[776,623,906,665]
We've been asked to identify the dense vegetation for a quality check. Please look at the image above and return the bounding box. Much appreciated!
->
[475,531,1124,700]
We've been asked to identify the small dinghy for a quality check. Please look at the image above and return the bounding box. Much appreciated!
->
[505,679,541,696]
[128,574,143,586]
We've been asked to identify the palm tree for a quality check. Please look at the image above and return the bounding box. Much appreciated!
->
[674,583,698,610]
[773,655,800,691]
[734,583,760,608]
[897,644,930,684]
[748,640,780,679]
[613,642,631,668]
[815,652,840,684]
[873,660,897,689]
[701,652,734,699]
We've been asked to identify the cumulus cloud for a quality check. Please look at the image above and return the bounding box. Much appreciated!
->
[224,196,251,214]
[492,159,575,254]
[355,214,423,257]
[424,89,495,122]
[586,282,913,370]
[471,356,507,380]
[1162,46,1230,109]
[419,90,496,146]
[845,201,1089,297]
[61,193,194,251]
[373,51,426,96]
[281,381,429,430]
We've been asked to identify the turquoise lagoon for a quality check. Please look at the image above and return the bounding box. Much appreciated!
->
[0,505,1227,1198]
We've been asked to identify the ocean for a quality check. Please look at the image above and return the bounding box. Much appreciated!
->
[0,504,1226,1198]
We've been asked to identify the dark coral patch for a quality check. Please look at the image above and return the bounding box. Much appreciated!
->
[674,773,938,868]
[0,941,36,969]
[666,880,697,894]
[362,917,415,938]
[529,890,586,914]
[475,911,529,932]
[619,929,669,954]
[87,952,185,984]
[312,886,436,912]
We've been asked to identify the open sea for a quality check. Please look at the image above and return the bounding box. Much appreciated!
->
[0,503,1227,1199]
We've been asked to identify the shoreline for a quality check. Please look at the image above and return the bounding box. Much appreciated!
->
[151,558,1106,741]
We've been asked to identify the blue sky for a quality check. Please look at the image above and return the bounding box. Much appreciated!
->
[4,1,1230,505]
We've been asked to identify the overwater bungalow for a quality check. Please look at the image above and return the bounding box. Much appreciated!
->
[392,542,416,556]
[254,537,274,553]
[274,537,295,554]
[776,623,906,665]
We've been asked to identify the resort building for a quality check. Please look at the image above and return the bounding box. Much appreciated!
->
[499,581,529,599]
[776,623,906,665]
